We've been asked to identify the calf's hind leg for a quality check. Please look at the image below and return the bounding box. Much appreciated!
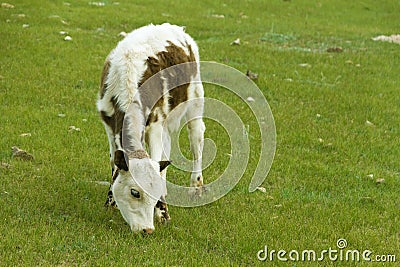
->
[185,94,205,188]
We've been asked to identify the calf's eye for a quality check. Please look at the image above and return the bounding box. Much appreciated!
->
[131,189,140,198]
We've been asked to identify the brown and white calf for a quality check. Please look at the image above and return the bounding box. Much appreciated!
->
[97,23,205,233]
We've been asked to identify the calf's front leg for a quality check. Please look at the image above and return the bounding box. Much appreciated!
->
[147,121,171,224]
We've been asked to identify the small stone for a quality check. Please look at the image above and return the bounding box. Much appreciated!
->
[256,186,266,193]
[11,146,34,161]
[376,178,385,184]
[211,14,225,19]
[89,1,105,6]
[19,133,31,137]
[68,126,80,132]
[58,113,66,117]
[238,12,248,19]
[246,70,258,80]
[299,63,311,68]
[1,162,12,169]
[1,3,15,8]
[230,38,240,46]
[64,36,72,41]
[118,31,127,37]
[246,96,255,102]
[372,34,400,45]
[365,120,375,127]
[22,24,29,28]
[327,47,343,53]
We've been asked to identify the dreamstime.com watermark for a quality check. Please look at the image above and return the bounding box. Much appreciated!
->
[257,239,396,263]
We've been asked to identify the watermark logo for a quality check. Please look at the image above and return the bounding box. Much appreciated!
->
[257,239,396,263]
[123,61,276,207]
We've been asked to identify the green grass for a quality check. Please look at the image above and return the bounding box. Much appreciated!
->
[1,0,399,266]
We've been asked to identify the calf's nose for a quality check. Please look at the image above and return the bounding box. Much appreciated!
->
[142,228,154,234]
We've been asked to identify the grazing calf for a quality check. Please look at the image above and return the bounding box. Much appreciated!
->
[97,23,205,233]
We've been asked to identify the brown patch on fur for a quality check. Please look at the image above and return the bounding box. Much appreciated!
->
[104,187,117,208]
[105,169,120,208]
[155,198,170,222]
[100,42,197,146]
[99,56,112,99]
[114,150,129,171]
[99,96,126,140]
[99,54,125,144]
[127,149,149,159]
[138,42,197,126]
[112,168,120,183]
[147,111,159,125]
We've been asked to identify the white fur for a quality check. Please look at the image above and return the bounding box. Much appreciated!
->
[112,158,165,232]
[97,23,200,115]
[98,23,205,233]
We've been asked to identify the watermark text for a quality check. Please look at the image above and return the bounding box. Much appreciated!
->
[257,239,396,263]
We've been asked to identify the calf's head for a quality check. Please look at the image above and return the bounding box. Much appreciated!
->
[112,150,169,233]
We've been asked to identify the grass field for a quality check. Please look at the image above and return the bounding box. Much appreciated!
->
[1,0,399,266]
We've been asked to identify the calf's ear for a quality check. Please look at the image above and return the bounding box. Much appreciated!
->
[114,150,129,171]
[159,160,171,172]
